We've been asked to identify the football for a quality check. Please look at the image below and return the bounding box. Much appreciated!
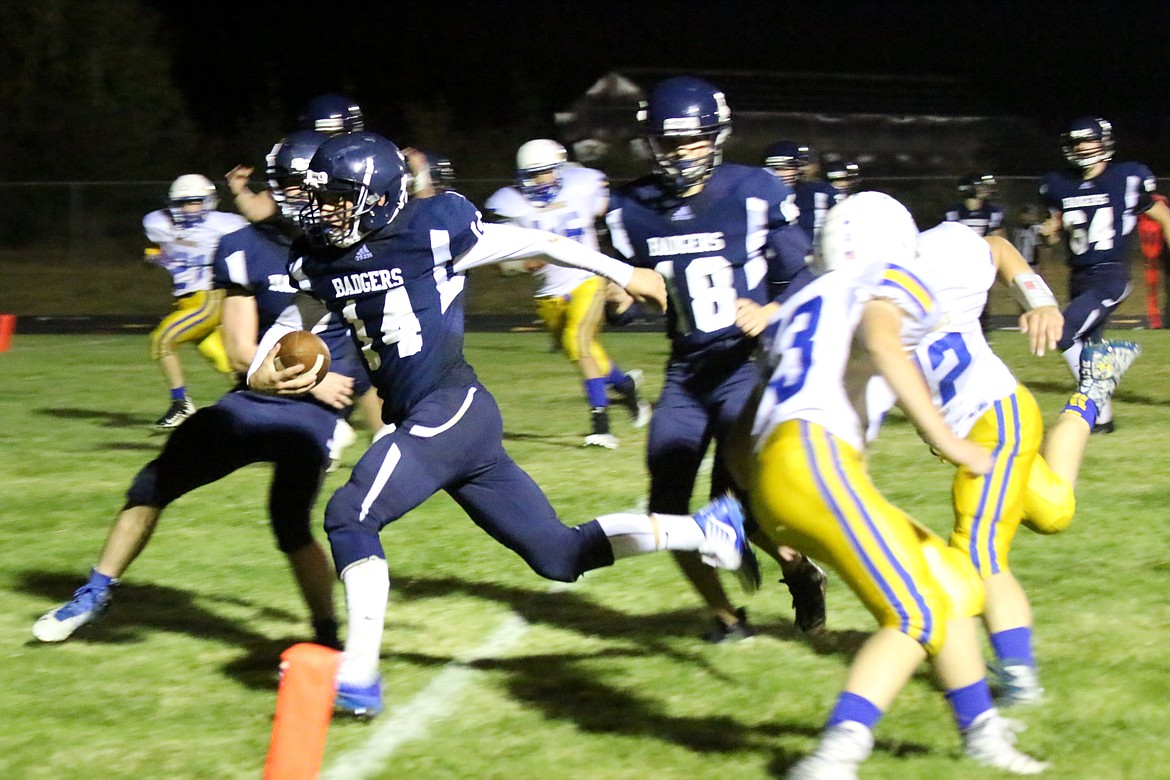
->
[273,330,331,388]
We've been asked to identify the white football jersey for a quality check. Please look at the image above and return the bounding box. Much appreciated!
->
[910,222,1018,437]
[752,257,940,453]
[485,166,608,297]
[143,210,248,297]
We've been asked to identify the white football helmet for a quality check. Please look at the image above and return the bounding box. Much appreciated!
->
[516,139,567,205]
[167,174,218,228]
[814,191,919,274]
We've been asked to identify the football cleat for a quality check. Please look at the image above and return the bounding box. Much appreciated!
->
[583,433,619,449]
[617,369,653,429]
[704,606,758,644]
[335,676,384,719]
[32,581,115,642]
[962,710,1050,774]
[782,557,829,634]
[327,419,359,473]
[692,493,748,571]
[1077,339,1140,411]
[989,662,1045,707]
[154,397,195,431]
[787,720,874,780]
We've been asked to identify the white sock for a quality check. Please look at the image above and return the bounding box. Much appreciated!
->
[594,512,704,559]
[338,556,389,685]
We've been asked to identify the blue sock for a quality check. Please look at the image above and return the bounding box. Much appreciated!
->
[990,626,1035,668]
[170,386,186,402]
[826,691,883,730]
[87,567,115,590]
[606,366,634,395]
[584,377,608,408]
[945,680,994,731]
[1063,392,1097,428]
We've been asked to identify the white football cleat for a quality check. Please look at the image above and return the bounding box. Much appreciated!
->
[583,433,619,449]
[963,710,1050,774]
[327,419,358,472]
[787,720,874,780]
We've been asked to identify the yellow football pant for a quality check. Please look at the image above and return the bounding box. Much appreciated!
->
[535,276,611,375]
[751,420,983,656]
[149,289,231,374]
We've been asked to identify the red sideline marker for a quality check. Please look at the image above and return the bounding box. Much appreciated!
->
[0,314,15,353]
[263,643,342,780]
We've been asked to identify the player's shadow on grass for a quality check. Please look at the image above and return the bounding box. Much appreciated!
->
[396,576,879,679]
[17,570,310,691]
[389,645,928,774]
[501,430,587,449]
[38,407,156,428]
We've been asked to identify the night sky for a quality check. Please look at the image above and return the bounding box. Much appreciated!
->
[147,0,1170,149]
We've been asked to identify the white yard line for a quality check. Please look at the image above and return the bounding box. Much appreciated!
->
[321,606,538,780]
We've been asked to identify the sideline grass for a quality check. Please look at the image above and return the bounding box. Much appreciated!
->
[1,330,1167,779]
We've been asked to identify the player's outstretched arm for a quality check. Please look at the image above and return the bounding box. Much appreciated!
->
[987,235,1062,356]
[861,298,992,475]
[225,165,278,223]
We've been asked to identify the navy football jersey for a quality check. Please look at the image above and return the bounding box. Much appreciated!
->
[213,222,301,333]
[1040,161,1156,268]
[606,164,810,360]
[290,192,481,423]
[794,179,842,243]
[943,201,1005,237]
[214,221,365,397]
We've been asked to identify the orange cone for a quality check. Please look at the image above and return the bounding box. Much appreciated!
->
[263,643,343,780]
[0,314,14,353]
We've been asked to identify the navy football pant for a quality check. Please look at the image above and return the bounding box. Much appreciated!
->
[125,391,336,551]
[324,381,614,580]
[1058,262,1131,351]
[646,357,758,515]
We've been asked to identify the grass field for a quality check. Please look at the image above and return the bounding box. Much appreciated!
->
[1,329,1168,780]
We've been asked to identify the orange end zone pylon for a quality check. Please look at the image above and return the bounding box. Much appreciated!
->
[263,642,343,780]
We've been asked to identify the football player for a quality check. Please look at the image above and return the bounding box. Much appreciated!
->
[945,174,1007,238]
[1039,116,1170,432]
[763,140,842,245]
[823,158,861,197]
[33,131,366,649]
[248,131,757,718]
[875,222,1139,708]
[486,138,650,448]
[142,174,247,430]
[944,173,1007,332]
[227,93,365,223]
[602,77,826,642]
[725,193,1049,777]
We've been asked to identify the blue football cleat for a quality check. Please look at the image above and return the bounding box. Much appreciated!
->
[693,493,748,572]
[32,581,114,643]
[335,676,384,719]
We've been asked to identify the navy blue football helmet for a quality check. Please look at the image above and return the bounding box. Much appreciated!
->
[297,94,365,136]
[424,152,456,191]
[638,76,731,193]
[1061,116,1114,169]
[265,130,330,221]
[958,172,997,201]
[824,159,860,195]
[763,140,811,185]
[300,132,409,248]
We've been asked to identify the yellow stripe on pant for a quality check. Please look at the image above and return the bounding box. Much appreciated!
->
[150,289,230,373]
[751,420,983,655]
[949,386,1043,577]
[535,276,612,375]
